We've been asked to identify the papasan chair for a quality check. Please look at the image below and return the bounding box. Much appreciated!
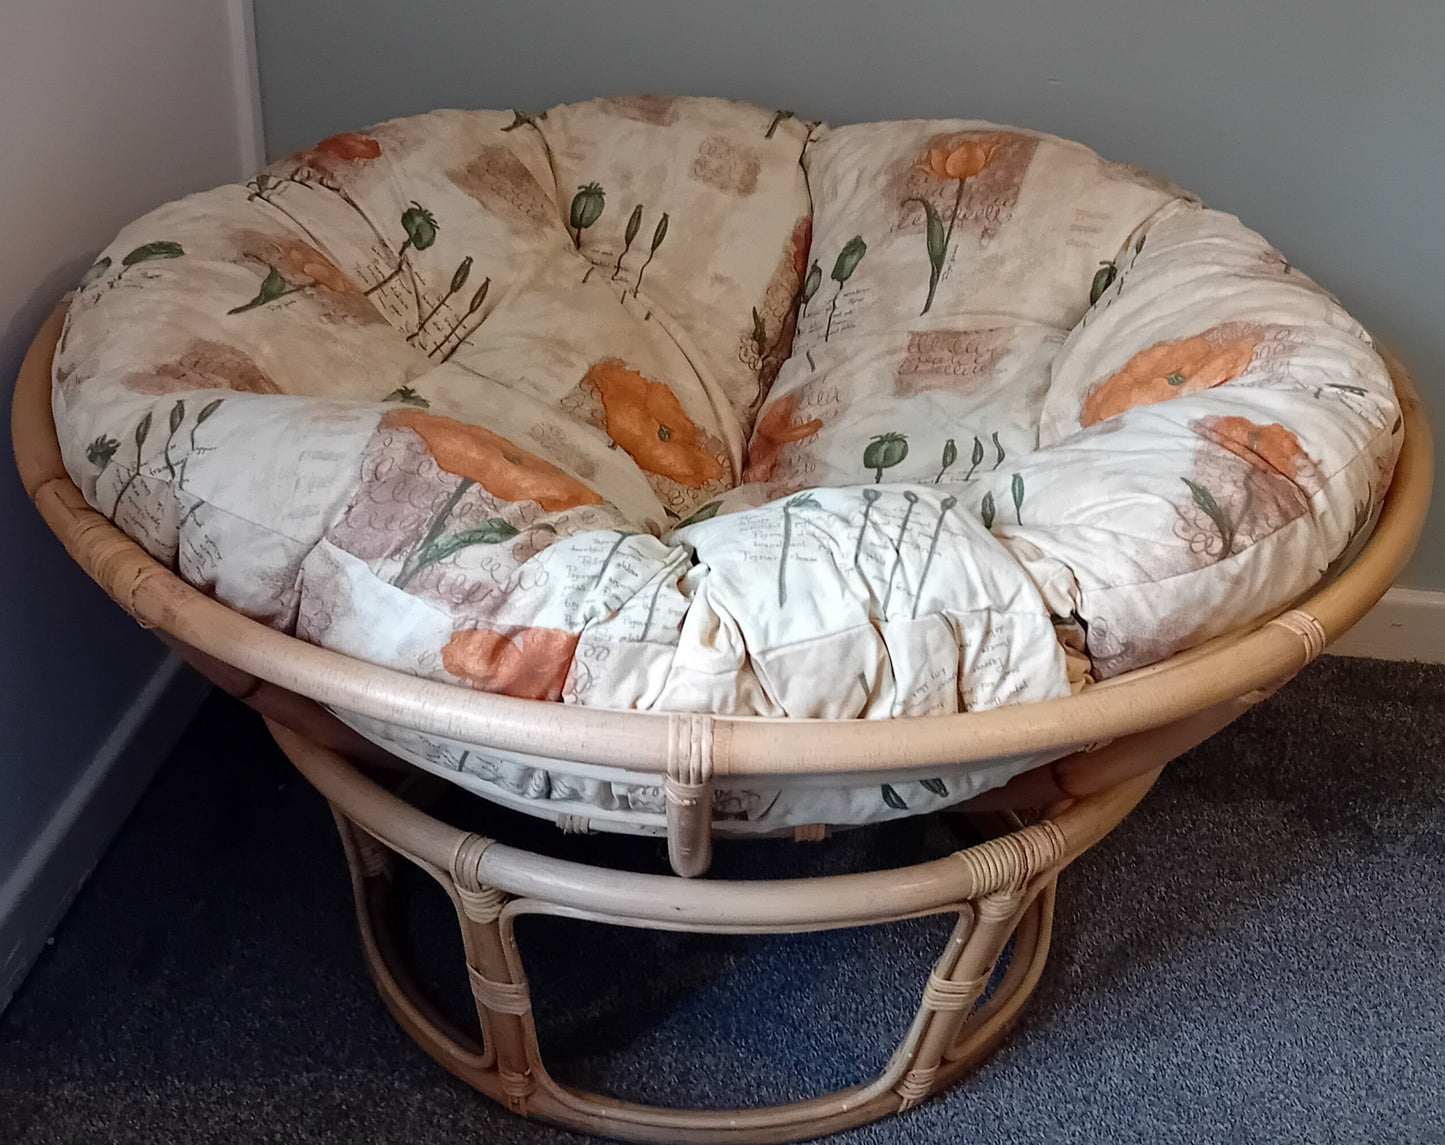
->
[12,96,1430,1141]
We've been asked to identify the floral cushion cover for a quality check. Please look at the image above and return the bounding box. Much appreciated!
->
[52,97,1400,832]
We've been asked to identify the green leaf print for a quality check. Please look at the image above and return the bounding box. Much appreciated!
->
[881,784,908,811]
[395,516,519,590]
[903,196,947,315]
[162,399,186,479]
[1090,262,1117,305]
[1347,499,1371,549]
[393,476,474,588]
[382,386,430,407]
[632,211,668,298]
[228,265,296,314]
[86,435,120,471]
[935,438,958,483]
[832,237,868,283]
[920,778,949,797]
[825,235,866,341]
[863,432,908,483]
[434,277,492,363]
[1182,476,1235,559]
[108,411,153,520]
[992,431,1005,470]
[409,255,472,341]
[965,435,984,480]
[177,397,225,491]
[120,241,184,269]
[613,203,644,280]
[924,202,947,271]
[903,143,983,316]
[799,260,822,318]
[980,491,995,530]
[1011,473,1025,525]
[417,518,519,568]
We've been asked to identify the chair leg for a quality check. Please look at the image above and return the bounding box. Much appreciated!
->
[449,836,538,1114]
[277,724,1128,1144]
[327,808,489,1062]
[892,889,1029,1109]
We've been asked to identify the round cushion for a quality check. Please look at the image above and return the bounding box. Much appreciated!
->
[51,97,1400,833]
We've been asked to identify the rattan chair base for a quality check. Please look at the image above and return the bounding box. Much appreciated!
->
[267,717,1162,1143]
[11,301,1433,1140]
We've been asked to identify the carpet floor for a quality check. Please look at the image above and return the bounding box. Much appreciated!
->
[2,655,1443,1144]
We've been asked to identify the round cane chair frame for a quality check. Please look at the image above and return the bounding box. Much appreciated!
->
[11,303,1432,1141]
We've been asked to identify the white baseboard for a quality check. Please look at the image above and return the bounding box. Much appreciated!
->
[1325,586,1445,663]
[0,656,211,1014]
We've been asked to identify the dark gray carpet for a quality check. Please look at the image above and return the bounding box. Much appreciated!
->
[3,656,1443,1144]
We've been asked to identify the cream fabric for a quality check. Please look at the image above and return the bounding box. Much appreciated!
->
[52,99,1399,832]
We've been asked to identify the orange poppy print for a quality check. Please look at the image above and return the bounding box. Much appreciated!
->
[1199,416,1308,480]
[1081,327,1261,427]
[383,409,602,512]
[278,239,356,294]
[124,340,279,395]
[789,216,812,284]
[919,137,1001,182]
[441,626,579,701]
[582,359,725,488]
[742,394,824,483]
[1175,414,1319,568]
[302,132,382,171]
[905,133,1016,314]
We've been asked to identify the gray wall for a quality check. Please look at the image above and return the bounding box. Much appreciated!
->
[253,0,1443,587]
[1,0,252,999]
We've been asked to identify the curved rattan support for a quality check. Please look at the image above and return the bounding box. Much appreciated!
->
[268,718,1152,1142]
[12,301,1432,1138]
